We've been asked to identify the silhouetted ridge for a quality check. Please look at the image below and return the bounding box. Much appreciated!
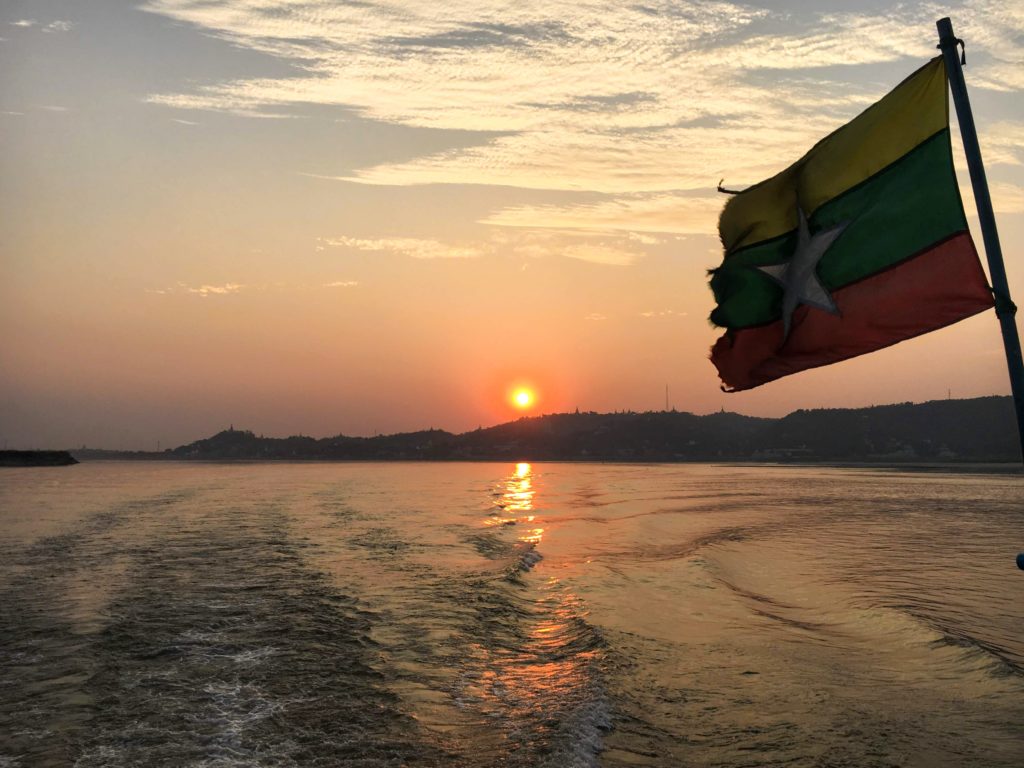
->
[765,397,1017,459]
[70,396,1018,463]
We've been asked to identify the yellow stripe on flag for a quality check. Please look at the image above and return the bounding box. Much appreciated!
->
[720,57,948,255]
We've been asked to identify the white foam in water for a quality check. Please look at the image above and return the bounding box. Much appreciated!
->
[519,548,544,570]
[202,681,285,730]
[72,744,123,768]
[546,696,614,768]
[227,646,277,665]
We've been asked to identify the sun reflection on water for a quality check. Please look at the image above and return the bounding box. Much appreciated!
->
[486,463,546,545]
[459,463,606,753]
[486,461,536,528]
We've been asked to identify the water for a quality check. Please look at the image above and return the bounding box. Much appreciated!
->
[1,461,1022,767]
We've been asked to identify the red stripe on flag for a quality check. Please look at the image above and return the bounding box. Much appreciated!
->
[711,232,994,391]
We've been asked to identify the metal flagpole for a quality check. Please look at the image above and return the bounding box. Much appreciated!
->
[937,17,1024,464]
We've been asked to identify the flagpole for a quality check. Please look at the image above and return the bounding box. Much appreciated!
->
[937,17,1024,464]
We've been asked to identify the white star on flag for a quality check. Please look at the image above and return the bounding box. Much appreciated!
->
[757,207,849,340]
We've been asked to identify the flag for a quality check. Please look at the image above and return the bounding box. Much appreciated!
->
[708,56,993,392]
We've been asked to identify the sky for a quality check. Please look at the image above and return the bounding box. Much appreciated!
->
[2,0,1023,450]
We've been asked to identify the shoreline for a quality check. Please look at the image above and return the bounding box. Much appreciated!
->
[64,455,1023,474]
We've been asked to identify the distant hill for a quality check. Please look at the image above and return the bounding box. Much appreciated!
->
[0,450,78,467]
[72,396,1021,463]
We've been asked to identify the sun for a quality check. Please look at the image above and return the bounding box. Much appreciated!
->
[511,388,535,410]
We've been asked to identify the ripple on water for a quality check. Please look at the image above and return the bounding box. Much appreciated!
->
[2,462,1022,768]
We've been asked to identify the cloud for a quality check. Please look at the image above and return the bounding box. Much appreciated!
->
[384,21,573,51]
[43,21,74,33]
[492,228,646,265]
[320,228,655,266]
[980,121,1024,166]
[171,118,200,126]
[584,312,607,321]
[151,279,366,295]
[561,242,638,266]
[959,182,1024,218]
[483,193,723,236]
[628,232,663,246]
[321,236,485,259]
[950,0,1024,91]
[187,283,245,296]
[138,0,1022,236]
[9,19,73,32]
[639,309,687,318]
[150,282,246,297]
[989,182,1024,215]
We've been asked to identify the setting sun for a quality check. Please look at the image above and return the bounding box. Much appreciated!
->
[512,388,535,409]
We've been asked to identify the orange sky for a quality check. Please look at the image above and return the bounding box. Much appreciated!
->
[2,1,1022,449]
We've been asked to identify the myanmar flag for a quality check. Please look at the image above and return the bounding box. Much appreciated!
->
[709,56,993,392]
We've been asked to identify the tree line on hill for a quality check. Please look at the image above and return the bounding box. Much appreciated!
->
[71,396,1020,463]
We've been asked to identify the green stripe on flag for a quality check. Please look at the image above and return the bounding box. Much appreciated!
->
[710,129,968,330]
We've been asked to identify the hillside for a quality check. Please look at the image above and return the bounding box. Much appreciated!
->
[72,396,1020,463]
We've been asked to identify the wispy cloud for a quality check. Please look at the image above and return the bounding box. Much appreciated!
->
[628,232,664,246]
[150,281,246,297]
[140,0,1023,235]
[484,193,723,236]
[191,283,243,295]
[150,279,362,295]
[987,182,1024,215]
[10,19,73,32]
[43,21,74,33]
[321,236,485,259]
[958,180,1024,218]
[980,121,1024,166]
[584,312,607,321]
[171,117,200,126]
[320,228,656,266]
[493,228,650,265]
[561,243,638,267]
[639,309,687,318]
